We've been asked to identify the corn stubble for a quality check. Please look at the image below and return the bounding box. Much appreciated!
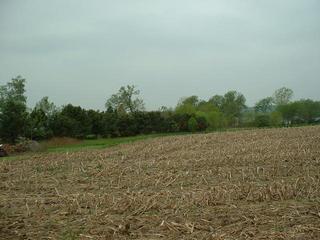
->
[1,126,320,239]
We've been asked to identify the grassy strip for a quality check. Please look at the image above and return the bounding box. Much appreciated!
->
[46,132,190,152]
[1,132,191,158]
[46,127,266,153]
[3,124,318,157]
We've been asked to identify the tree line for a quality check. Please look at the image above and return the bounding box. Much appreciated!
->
[0,76,319,143]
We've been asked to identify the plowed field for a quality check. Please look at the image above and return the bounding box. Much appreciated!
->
[1,126,320,239]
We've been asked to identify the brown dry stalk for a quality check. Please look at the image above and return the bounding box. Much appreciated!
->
[1,126,320,239]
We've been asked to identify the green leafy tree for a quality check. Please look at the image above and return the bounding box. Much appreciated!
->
[28,108,48,139]
[241,109,256,127]
[188,117,198,132]
[196,109,223,130]
[35,96,57,117]
[277,103,296,123]
[28,97,57,139]
[254,114,270,127]
[221,91,246,127]
[208,95,224,110]
[294,99,320,123]
[0,76,28,143]
[158,106,173,119]
[105,85,145,113]
[195,115,208,131]
[173,113,191,131]
[277,99,320,124]
[270,111,283,126]
[197,101,219,113]
[86,109,105,136]
[175,103,196,115]
[51,104,91,138]
[209,111,225,129]
[179,95,199,107]
[0,76,27,104]
[273,87,293,106]
[254,97,274,113]
[175,96,199,115]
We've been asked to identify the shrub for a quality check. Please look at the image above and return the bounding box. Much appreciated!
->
[195,116,208,131]
[270,111,283,126]
[255,114,270,127]
[188,117,198,132]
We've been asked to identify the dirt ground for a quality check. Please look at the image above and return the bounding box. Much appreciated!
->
[1,126,320,239]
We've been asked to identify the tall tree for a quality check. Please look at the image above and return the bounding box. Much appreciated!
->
[254,97,274,113]
[28,97,57,139]
[105,85,145,113]
[178,95,199,107]
[273,87,293,106]
[35,96,57,117]
[175,96,198,115]
[221,91,246,126]
[208,95,224,110]
[0,76,28,143]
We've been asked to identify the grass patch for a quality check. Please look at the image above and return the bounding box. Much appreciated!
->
[0,156,19,161]
[45,132,189,153]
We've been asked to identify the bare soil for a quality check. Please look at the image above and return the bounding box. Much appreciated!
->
[1,126,320,239]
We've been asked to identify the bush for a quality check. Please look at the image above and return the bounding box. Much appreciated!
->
[188,117,198,132]
[195,116,208,131]
[255,114,270,127]
[270,111,283,126]
[206,111,224,130]
[172,113,191,132]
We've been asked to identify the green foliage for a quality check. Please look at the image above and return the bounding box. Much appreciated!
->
[0,76,318,144]
[255,114,270,127]
[28,108,50,139]
[50,104,91,138]
[175,96,200,115]
[86,110,102,136]
[0,100,28,143]
[173,113,192,132]
[105,85,145,113]
[27,97,57,140]
[270,111,283,126]
[277,103,296,122]
[208,95,224,110]
[175,103,196,115]
[175,91,246,129]
[197,111,223,130]
[35,96,57,119]
[273,87,293,106]
[221,91,246,127]
[197,101,218,113]
[277,99,320,124]
[293,99,320,123]
[179,95,200,107]
[254,97,274,113]
[195,115,208,131]
[241,109,256,127]
[0,76,27,104]
[0,76,28,143]
[46,133,189,153]
[188,117,198,132]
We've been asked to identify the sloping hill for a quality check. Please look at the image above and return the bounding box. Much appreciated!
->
[1,126,320,239]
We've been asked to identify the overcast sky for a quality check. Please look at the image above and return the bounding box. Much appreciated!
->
[0,0,319,110]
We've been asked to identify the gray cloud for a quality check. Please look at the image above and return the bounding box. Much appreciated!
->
[0,0,319,110]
